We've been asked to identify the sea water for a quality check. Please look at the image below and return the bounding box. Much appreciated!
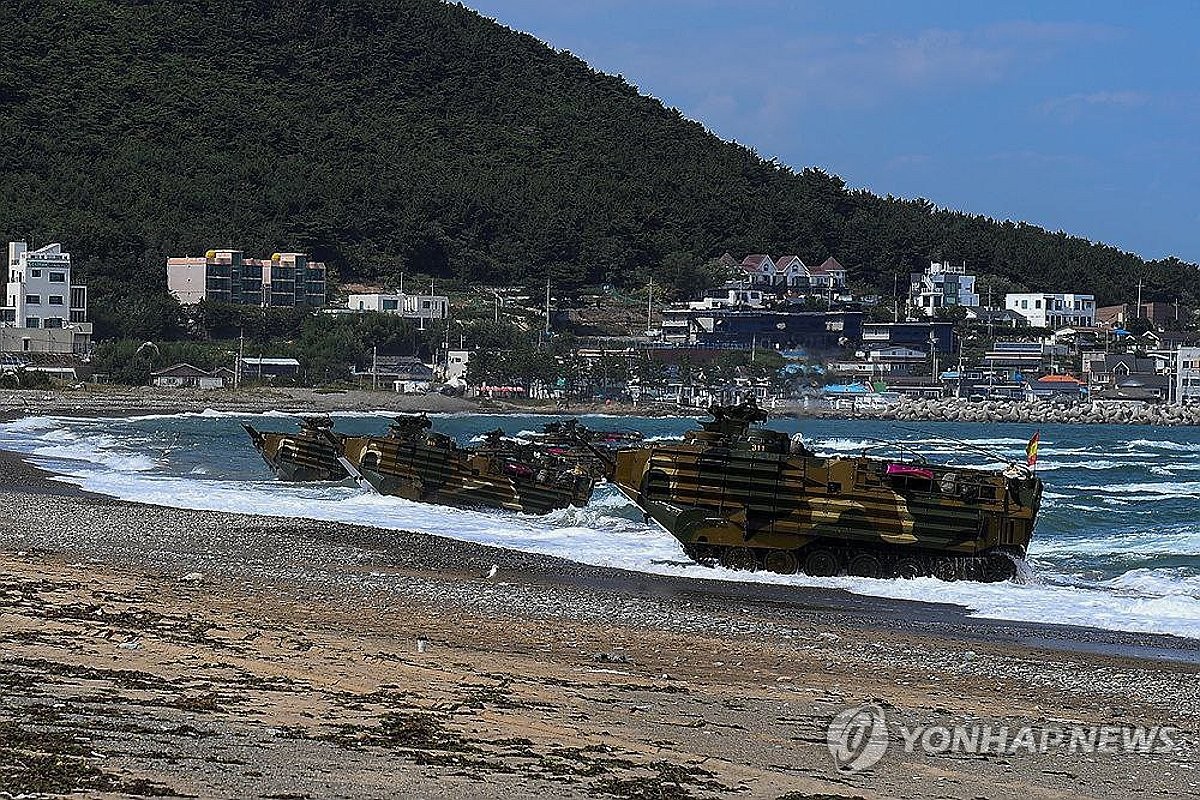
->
[2,410,1198,640]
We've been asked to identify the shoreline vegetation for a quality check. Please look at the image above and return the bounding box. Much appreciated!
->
[3,385,1200,426]
[0,452,1196,797]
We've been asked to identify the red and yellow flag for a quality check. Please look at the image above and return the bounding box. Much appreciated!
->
[1026,431,1041,467]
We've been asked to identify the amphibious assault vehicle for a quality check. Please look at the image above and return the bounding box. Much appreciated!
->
[522,419,641,479]
[244,416,349,482]
[610,401,1042,582]
[339,414,595,515]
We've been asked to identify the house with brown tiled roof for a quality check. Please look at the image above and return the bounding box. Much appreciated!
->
[773,255,809,288]
[739,254,776,286]
[808,257,847,290]
[716,252,739,270]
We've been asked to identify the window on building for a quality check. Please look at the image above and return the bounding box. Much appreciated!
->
[1035,300,1042,309]
[30,269,41,278]
[26,317,39,328]
[1021,300,1028,309]
[44,317,63,328]
[383,299,398,310]
[49,295,63,305]
[49,272,65,283]
[25,294,40,304]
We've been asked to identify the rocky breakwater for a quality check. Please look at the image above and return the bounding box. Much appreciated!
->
[883,397,1200,426]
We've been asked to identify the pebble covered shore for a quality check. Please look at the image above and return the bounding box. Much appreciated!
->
[0,452,1197,798]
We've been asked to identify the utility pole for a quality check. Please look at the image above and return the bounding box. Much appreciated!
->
[646,279,654,334]
[371,345,378,391]
[236,329,244,389]
[957,337,965,398]
[986,285,995,343]
[929,332,939,389]
[1136,278,1144,318]
[544,277,551,336]
[895,273,902,323]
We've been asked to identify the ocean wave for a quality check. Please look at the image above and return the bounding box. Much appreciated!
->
[1033,524,1200,557]
[1032,459,1127,472]
[1068,480,1200,497]
[1122,438,1200,453]
[0,415,63,433]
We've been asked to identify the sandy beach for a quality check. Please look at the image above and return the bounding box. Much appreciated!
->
[0,447,1197,799]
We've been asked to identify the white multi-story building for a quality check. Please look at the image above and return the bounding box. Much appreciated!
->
[683,287,765,310]
[2,242,92,355]
[910,261,979,317]
[443,349,471,386]
[1005,292,1096,329]
[347,292,449,321]
[167,249,326,307]
[1175,347,1200,404]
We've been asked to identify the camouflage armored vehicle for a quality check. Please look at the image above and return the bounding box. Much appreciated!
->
[610,400,1042,582]
[339,414,595,515]
[244,416,349,482]
[523,419,641,480]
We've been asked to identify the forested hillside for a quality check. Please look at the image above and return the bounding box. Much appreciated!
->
[1,0,1195,337]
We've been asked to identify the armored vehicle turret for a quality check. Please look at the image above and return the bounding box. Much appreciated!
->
[339,414,595,515]
[522,419,640,480]
[610,400,1041,581]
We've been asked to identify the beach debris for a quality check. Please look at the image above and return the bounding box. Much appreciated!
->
[416,637,429,654]
[593,651,633,665]
[481,564,500,580]
[116,639,141,650]
[180,571,205,583]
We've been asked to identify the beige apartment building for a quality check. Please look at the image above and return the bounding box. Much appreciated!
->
[167,249,326,307]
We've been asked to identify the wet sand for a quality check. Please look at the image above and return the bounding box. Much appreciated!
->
[0,452,1197,798]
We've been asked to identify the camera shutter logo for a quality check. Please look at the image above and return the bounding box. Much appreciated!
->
[827,704,888,773]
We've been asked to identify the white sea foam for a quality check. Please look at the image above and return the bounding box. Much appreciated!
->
[1123,438,1200,453]
[1033,525,1200,557]
[1031,459,1127,472]
[1069,480,1200,497]
[0,415,63,432]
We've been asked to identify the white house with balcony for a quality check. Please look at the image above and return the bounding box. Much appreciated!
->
[1006,292,1095,329]
[686,286,766,310]
[347,292,449,322]
[2,242,92,355]
[910,261,979,317]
